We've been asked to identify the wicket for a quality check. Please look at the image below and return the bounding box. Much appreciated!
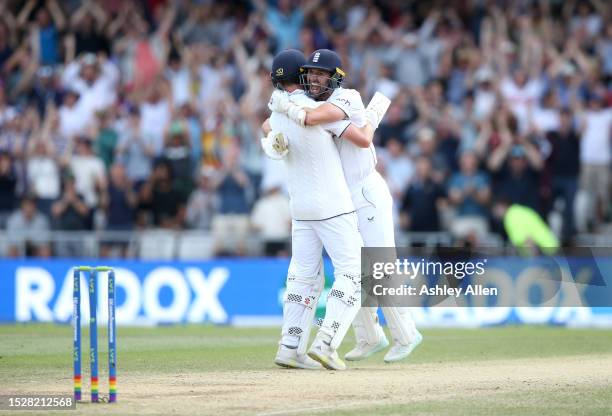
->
[73,266,117,403]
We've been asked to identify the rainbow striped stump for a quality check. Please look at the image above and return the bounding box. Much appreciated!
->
[73,268,82,402]
[108,270,117,403]
[109,376,117,402]
[74,375,81,401]
[91,376,99,402]
[73,266,117,404]
[89,270,98,403]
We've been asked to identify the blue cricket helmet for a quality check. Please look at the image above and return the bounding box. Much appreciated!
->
[300,49,345,98]
[271,49,306,90]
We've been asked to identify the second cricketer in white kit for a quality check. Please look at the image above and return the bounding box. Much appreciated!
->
[263,49,375,371]
[268,49,422,363]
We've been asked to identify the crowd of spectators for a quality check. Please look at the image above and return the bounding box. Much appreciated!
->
[0,0,610,257]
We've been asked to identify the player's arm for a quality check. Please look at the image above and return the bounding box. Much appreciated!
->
[302,103,346,126]
[272,95,376,147]
[340,123,374,148]
[262,118,271,135]
[323,118,371,149]
[294,103,375,147]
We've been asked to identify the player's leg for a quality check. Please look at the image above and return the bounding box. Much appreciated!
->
[308,212,363,370]
[276,220,324,369]
[360,173,422,362]
[381,307,423,362]
[344,306,389,361]
[345,202,388,361]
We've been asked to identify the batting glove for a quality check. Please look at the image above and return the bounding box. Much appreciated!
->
[268,90,291,113]
[260,130,289,160]
[365,92,391,129]
[286,104,306,127]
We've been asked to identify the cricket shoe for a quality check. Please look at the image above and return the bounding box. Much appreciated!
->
[383,331,423,363]
[344,335,390,361]
[275,345,322,369]
[307,335,346,370]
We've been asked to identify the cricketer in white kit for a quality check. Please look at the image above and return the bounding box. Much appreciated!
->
[268,49,422,363]
[262,49,370,371]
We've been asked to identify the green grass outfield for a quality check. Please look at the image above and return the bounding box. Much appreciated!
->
[1,325,611,415]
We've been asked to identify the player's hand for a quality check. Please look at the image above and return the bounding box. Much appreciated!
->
[271,130,289,154]
[260,130,288,160]
[286,105,306,126]
[268,90,291,114]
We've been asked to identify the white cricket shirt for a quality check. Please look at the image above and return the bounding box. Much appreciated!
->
[270,90,354,221]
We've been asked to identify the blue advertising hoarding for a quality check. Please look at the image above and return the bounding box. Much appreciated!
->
[0,259,611,327]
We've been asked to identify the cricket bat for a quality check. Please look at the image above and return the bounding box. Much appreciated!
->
[365,92,391,128]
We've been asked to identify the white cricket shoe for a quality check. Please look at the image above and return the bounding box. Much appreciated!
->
[307,335,346,370]
[383,331,423,363]
[344,335,390,361]
[274,345,322,369]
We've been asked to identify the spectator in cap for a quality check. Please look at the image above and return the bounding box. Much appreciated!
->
[486,110,544,211]
[496,144,542,212]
